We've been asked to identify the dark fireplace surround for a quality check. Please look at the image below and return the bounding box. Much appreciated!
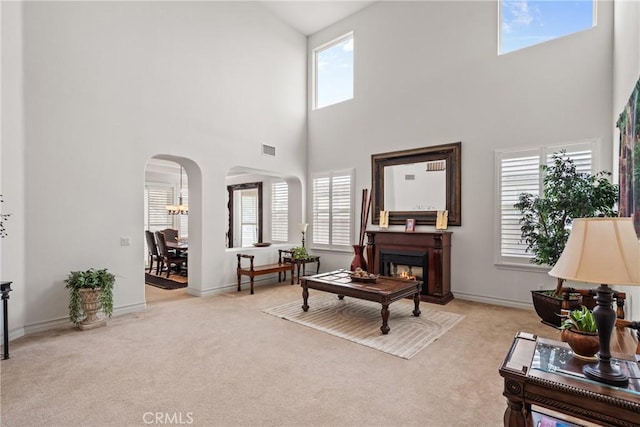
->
[366,230,453,304]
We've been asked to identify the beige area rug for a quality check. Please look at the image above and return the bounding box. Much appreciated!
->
[263,294,465,359]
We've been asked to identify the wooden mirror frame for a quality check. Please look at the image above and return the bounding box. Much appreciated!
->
[227,181,263,248]
[371,142,461,226]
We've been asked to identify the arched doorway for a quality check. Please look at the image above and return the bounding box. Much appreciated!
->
[144,156,201,303]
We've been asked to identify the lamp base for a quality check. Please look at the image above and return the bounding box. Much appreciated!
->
[583,361,629,387]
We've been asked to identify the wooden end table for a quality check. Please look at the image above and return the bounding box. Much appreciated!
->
[300,270,422,335]
[278,250,320,284]
[499,331,640,427]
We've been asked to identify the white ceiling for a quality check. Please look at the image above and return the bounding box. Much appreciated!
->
[259,1,375,35]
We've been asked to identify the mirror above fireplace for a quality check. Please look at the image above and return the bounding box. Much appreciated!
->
[371,142,461,226]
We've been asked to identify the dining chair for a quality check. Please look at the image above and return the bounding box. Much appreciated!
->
[145,230,161,275]
[155,231,187,278]
[162,228,179,243]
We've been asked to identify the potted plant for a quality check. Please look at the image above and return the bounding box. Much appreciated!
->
[560,306,599,359]
[291,246,308,260]
[64,268,115,330]
[515,151,618,326]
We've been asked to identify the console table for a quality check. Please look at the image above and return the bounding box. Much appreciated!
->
[366,230,452,304]
[499,331,640,427]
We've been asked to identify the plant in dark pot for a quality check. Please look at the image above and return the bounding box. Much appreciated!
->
[514,151,618,327]
[291,246,308,260]
[65,268,115,330]
[560,306,599,359]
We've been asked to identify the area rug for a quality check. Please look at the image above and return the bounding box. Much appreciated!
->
[144,273,187,290]
[263,294,464,359]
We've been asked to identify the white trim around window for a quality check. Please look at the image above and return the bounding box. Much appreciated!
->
[494,140,599,270]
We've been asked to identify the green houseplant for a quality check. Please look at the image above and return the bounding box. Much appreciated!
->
[291,246,308,260]
[514,151,618,326]
[64,268,115,330]
[560,306,599,358]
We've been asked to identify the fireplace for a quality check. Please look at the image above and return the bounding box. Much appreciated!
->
[366,230,452,304]
[379,249,427,281]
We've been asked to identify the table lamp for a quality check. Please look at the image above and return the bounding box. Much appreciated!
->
[549,217,640,387]
[300,223,308,247]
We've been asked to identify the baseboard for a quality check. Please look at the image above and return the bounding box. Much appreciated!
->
[18,301,147,339]
[454,292,534,311]
[192,274,286,297]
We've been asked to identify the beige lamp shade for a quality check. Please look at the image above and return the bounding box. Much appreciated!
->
[549,217,640,286]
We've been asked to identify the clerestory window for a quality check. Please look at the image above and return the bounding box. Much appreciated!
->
[500,0,595,55]
[313,32,354,109]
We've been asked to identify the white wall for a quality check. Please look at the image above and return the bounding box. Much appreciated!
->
[308,1,615,308]
[613,0,640,319]
[1,1,27,340]
[2,1,307,337]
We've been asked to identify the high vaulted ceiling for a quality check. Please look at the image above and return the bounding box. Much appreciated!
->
[259,1,375,35]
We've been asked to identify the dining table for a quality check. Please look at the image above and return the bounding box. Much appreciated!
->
[166,240,188,256]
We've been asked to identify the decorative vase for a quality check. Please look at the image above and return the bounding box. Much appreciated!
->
[561,328,599,360]
[350,244,368,272]
[78,288,107,330]
[531,290,582,328]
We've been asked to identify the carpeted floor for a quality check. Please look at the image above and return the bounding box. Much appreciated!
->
[264,294,464,359]
[2,281,584,427]
[144,272,187,290]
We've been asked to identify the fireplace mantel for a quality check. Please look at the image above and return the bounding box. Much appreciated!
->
[366,230,452,304]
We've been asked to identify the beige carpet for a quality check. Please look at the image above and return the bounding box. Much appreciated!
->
[264,294,464,359]
[3,282,582,427]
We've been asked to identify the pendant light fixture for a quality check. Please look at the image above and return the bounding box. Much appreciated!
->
[166,165,188,215]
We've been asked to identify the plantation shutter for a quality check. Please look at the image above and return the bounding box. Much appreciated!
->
[271,182,288,242]
[312,171,353,249]
[241,190,258,247]
[179,182,188,238]
[499,151,540,259]
[313,177,331,245]
[497,141,595,264]
[147,186,174,232]
[331,174,351,246]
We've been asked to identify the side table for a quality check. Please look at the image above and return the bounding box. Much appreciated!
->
[499,331,640,427]
[278,250,320,284]
[1,281,13,360]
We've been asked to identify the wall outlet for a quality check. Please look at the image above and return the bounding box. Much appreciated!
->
[120,236,131,246]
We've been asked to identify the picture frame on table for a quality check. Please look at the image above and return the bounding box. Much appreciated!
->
[405,218,415,232]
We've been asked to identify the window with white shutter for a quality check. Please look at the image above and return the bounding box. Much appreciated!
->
[144,184,174,265]
[271,182,288,242]
[312,170,353,250]
[240,189,258,248]
[496,141,596,267]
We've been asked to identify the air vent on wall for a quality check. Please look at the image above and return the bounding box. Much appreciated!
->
[405,174,415,181]
[262,144,276,156]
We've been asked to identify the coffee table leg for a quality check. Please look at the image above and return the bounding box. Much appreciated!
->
[302,286,309,312]
[413,292,421,317]
[380,304,390,334]
[338,295,344,300]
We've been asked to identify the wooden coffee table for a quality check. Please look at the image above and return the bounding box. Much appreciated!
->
[300,270,422,334]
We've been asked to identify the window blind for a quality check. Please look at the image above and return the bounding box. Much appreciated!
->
[497,142,595,264]
[312,171,352,248]
[271,182,288,242]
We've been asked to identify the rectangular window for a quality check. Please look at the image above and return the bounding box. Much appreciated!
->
[499,0,595,55]
[313,32,354,109]
[271,181,288,242]
[496,141,596,266]
[239,189,258,248]
[312,170,353,250]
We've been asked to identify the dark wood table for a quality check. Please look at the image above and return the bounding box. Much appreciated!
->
[166,241,188,252]
[279,250,320,284]
[300,270,422,334]
[499,331,640,427]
